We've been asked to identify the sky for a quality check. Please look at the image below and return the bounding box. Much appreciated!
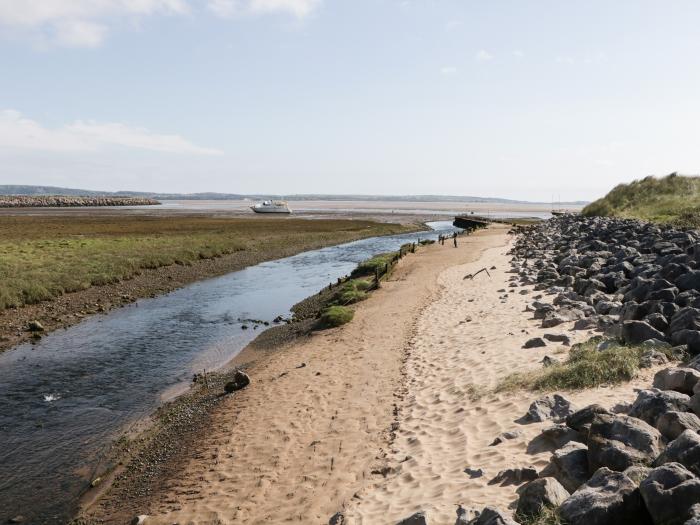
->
[1,1,700,201]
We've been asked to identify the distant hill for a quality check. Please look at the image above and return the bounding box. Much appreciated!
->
[582,173,700,226]
[0,185,587,205]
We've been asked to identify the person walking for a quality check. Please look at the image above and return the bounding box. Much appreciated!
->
[453,232,458,248]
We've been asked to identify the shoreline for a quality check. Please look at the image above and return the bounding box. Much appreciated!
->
[80,225,509,524]
[0,221,425,355]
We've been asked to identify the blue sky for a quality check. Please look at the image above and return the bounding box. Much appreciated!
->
[1,1,700,201]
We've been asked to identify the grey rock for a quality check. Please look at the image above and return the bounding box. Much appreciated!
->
[488,467,538,486]
[543,442,590,493]
[543,333,572,345]
[469,507,519,525]
[566,404,612,434]
[523,337,546,349]
[657,430,700,477]
[588,414,663,472]
[489,430,522,446]
[656,411,700,440]
[464,467,485,478]
[622,321,667,345]
[672,330,700,355]
[640,462,700,525]
[224,369,250,393]
[629,389,691,427]
[559,467,650,525]
[523,394,576,423]
[653,367,700,395]
[516,477,569,518]
[329,512,345,525]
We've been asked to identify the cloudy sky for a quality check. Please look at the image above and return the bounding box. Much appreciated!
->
[1,0,699,201]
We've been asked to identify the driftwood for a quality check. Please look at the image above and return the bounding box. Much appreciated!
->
[463,267,491,280]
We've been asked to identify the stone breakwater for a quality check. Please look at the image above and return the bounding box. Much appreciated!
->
[0,195,159,207]
[384,216,700,525]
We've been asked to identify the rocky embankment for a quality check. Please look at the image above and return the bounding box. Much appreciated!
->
[0,195,159,207]
[388,215,700,525]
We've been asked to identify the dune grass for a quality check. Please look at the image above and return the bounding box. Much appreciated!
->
[582,173,700,227]
[351,252,399,277]
[497,340,646,392]
[320,305,354,327]
[336,279,371,305]
[517,507,562,525]
[0,215,416,310]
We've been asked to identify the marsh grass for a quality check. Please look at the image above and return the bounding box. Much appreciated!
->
[336,279,371,305]
[0,215,416,309]
[320,305,354,327]
[582,173,700,227]
[497,340,646,392]
[351,252,398,277]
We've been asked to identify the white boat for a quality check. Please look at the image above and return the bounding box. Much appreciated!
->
[250,200,292,214]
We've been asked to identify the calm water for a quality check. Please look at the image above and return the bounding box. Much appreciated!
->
[0,221,460,524]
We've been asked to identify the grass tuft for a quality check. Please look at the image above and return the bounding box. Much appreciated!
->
[351,252,398,277]
[320,305,354,327]
[497,340,645,392]
[517,506,563,525]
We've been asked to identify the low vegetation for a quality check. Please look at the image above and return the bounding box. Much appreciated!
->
[497,340,663,392]
[517,506,562,525]
[320,305,354,327]
[582,173,700,227]
[351,251,399,277]
[0,215,417,310]
[336,279,371,305]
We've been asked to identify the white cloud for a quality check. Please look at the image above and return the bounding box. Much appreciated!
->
[513,49,524,58]
[0,0,322,47]
[0,110,222,155]
[440,66,457,75]
[475,49,493,62]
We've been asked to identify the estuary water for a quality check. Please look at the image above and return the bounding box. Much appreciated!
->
[0,221,461,524]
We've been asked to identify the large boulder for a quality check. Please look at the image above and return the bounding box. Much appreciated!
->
[639,463,700,525]
[653,368,700,395]
[656,411,700,440]
[566,404,612,435]
[588,414,663,472]
[672,330,700,355]
[522,394,576,423]
[516,477,569,518]
[622,321,667,345]
[559,467,651,525]
[628,389,691,427]
[676,271,700,292]
[542,308,585,328]
[541,442,589,493]
[657,430,700,477]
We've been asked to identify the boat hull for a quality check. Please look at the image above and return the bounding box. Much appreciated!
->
[251,206,292,214]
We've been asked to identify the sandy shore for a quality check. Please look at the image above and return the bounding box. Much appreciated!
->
[90,222,650,525]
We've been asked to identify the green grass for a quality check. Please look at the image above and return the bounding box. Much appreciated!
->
[582,173,700,226]
[320,305,354,327]
[517,506,563,525]
[497,340,646,392]
[351,251,399,277]
[336,279,371,305]
[0,215,417,310]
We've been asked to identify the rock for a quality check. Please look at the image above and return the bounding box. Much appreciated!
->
[640,348,671,368]
[542,442,589,493]
[559,467,651,525]
[27,320,44,332]
[329,512,345,525]
[130,517,149,525]
[541,355,559,367]
[624,465,652,485]
[489,430,522,446]
[629,389,690,427]
[224,369,250,393]
[470,507,519,525]
[673,330,700,355]
[657,430,700,477]
[522,394,576,423]
[523,337,546,349]
[691,393,700,416]
[539,424,585,448]
[455,505,478,524]
[653,368,700,395]
[516,477,569,518]
[543,333,571,345]
[396,512,427,525]
[566,404,612,434]
[464,467,484,478]
[488,467,538,486]
[676,271,700,292]
[622,321,667,345]
[656,411,700,440]
[8,517,26,524]
[640,463,700,525]
[587,414,663,472]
